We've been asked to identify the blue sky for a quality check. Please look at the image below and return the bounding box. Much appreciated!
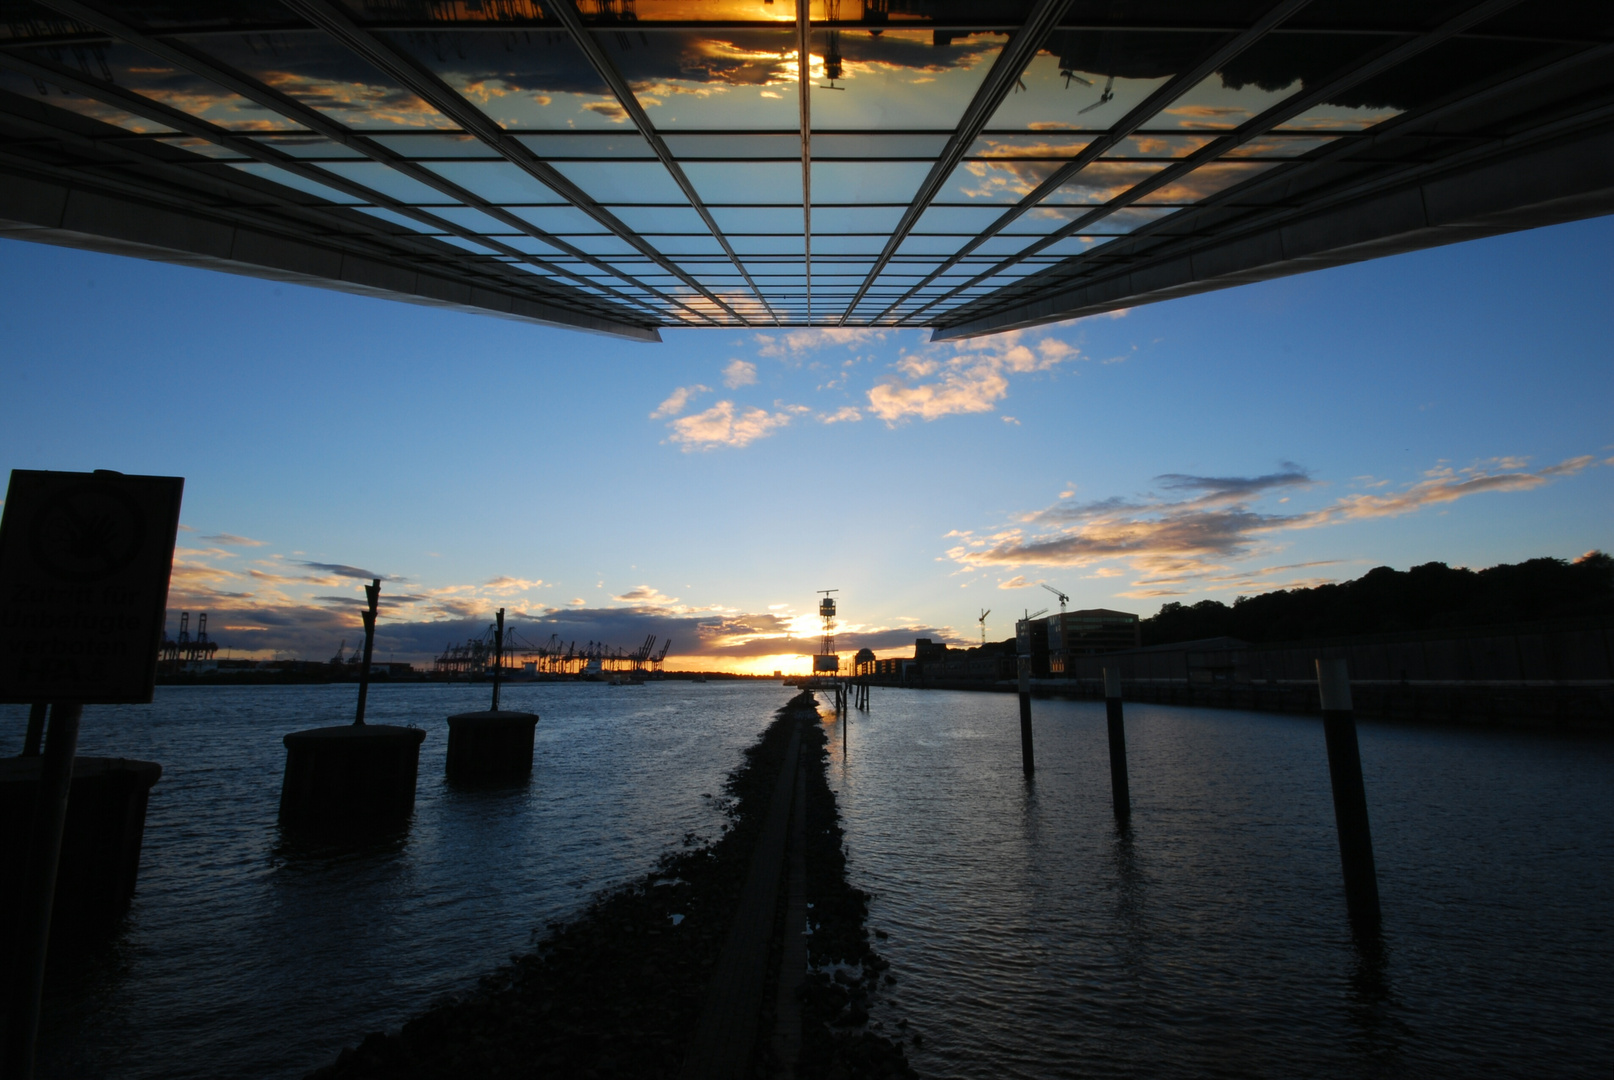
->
[1,217,1609,671]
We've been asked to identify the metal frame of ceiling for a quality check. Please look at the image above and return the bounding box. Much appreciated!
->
[1,0,1611,341]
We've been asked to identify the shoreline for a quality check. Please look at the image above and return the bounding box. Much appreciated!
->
[308,690,914,1079]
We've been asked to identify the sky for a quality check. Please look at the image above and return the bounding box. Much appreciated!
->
[1,217,1610,673]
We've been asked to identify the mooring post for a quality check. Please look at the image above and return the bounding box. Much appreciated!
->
[3,701,81,1079]
[1017,655,1035,777]
[21,701,46,756]
[1316,657,1380,930]
[491,608,504,713]
[1104,667,1130,821]
[353,579,380,725]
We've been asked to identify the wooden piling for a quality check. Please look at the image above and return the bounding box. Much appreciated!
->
[1017,656,1035,777]
[1103,668,1130,821]
[1316,658,1380,930]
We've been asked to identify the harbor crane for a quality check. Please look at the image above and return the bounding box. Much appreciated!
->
[1041,583,1069,614]
[978,608,990,646]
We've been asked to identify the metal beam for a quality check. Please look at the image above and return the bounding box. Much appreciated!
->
[0,160,662,341]
[33,0,707,326]
[835,0,1074,324]
[0,48,661,326]
[931,27,1614,335]
[906,0,1527,325]
[547,0,778,325]
[929,121,1614,340]
[797,0,812,325]
[875,0,1312,323]
[276,0,746,324]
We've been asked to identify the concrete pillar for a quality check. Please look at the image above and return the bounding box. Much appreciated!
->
[1103,668,1130,821]
[1316,658,1380,930]
[445,711,539,785]
[279,725,425,837]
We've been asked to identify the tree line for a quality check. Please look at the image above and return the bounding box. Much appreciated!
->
[1141,551,1614,647]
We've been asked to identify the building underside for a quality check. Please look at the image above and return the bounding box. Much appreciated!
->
[1,1,1611,341]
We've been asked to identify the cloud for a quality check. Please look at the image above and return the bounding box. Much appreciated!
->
[651,383,709,418]
[865,330,1076,424]
[754,328,885,358]
[998,576,1031,589]
[722,359,758,388]
[297,561,385,580]
[202,532,267,547]
[948,453,1605,598]
[485,576,545,592]
[613,584,679,605]
[818,406,862,424]
[667,400,804,450]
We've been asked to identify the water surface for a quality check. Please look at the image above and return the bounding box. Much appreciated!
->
[830,689,1612,1078]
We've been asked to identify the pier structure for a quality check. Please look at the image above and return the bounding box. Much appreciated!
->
[444,608,541,785]
[279,579,425,838]
[157,611,217,673]
[433,627,671,679]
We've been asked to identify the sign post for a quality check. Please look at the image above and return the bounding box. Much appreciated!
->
[0,469,182,1079]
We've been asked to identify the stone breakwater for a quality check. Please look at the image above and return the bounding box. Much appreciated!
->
[309,691,915,1079]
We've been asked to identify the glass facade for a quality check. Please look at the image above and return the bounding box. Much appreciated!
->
[1,2,1609,339]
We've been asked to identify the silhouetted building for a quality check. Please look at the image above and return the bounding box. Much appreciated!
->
[1015,618,1051,678]
[1048,609,1141,673]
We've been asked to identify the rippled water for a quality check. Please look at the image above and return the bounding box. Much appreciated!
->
[829,689,1613,1079]
[6,685,1610,1078]
[2,682,787,1079]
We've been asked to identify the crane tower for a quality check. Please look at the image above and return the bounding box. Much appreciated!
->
[813,589,839,673]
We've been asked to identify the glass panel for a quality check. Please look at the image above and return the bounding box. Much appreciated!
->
[1222,133,1341,158]
[655,235,728,255]
[419,160,557,203]
[1138,162,1279,204]
[967,132,1092,158]
[0,70,178,133]
[809,30,1005,130]
[316,160,457,203]
[711,206,804,233]
[986,37,1177,131]
[1043,162,1169,204]
[516,133,659,158]
[508,205,606,233]
[812,235,885,256]
[547,160,688,203]
[10,43,290,131]
[172,32,452,130]
[811,161,930,204]
[369,133,499,157]
[940,158,1063,204]
[812,206,904,232]
[598,29,800,130]
[1160,35,1402,133]
[229,163,365,204]
[662,133,800,159]
[1099,133,1216,159]
[247,135,366,159]
[683,161,801,204]
[352,205,440,232]
[610,204,711,233]
[429,204,527,234]
[729,235,804,254]
[813,133,951,158]
[155,136,249,159]
[912,204,1006,233]
[379,28,621,130]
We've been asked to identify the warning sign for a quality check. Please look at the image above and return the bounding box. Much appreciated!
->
[0,470,184,704]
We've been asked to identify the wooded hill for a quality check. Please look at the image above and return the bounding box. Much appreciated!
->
[1141,552,1614,647]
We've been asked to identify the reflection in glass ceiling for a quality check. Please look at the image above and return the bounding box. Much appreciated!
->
[1,1,1612,339]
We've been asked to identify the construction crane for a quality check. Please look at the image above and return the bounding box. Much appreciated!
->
[978,608,990,646]
[1041,583,1069,614]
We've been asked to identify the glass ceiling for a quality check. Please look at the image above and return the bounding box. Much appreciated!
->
[1,1,1611,339]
